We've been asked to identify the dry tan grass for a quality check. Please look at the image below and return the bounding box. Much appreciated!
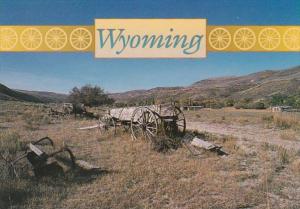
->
[280,130,299,141]
[272,112,300,130]
[186,108,300,132]
[290,158,300,173]
[0,102,300,209]
[185,107,272,125]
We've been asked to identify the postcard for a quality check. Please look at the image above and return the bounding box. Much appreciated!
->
[0,1,299,208]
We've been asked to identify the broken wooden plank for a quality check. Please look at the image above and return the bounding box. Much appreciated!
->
[75,160,100,171]
[28,143,44,156]
[78,124,100,130]
[191,137,219,150]
[190,137,228,156]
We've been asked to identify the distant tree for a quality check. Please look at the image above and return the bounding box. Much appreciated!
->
[269,93,300,108]
[270,94,287,106]
[68,84,114,106]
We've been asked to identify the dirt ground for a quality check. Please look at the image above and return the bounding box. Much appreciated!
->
[186,108,300,150]
[0,102,300,209]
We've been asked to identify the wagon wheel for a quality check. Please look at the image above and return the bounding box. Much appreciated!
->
[131,107,158,141]
[99,116,116,135]
[173,106,186,137]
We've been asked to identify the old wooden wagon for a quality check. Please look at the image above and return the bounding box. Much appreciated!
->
[100,104,186,140]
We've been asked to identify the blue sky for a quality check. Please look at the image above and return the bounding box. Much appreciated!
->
[0,0,299,93]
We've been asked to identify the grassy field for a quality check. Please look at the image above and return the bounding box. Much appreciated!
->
[0,101,300,209]
[185,107,300,127]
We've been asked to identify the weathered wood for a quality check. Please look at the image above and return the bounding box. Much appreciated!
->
[108,104,186,139]
[190,137,228,155]
[75,160,100,170]
[191,137,218,150]
[78,124,100,130]
[109,105,172,121]
[110,107,137,121]
[28,143,44,156]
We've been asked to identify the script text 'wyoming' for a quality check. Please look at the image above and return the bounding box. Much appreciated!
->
[94,19,206,58]
[97,28,203,55]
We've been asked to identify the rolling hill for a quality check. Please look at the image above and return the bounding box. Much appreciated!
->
[0,83,67,103]
[110,66,300,103]
[1,65,299,104]
[17,90,67,103]
[0,83,43,103]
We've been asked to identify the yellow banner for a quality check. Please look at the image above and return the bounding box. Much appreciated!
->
[0,24,299,54]
[207,26,300,51]
[0,26,94,52]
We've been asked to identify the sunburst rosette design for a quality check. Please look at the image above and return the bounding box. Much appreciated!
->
[283,27,300,51]
[70,28,92,50]
[233,28,256,50]
[20,28,43,50]
[45,27,68,50]
[0,28,18,50]
[258,28,280,50]
[208,27,231,50]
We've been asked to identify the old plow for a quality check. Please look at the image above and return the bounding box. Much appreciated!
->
[0,137,100,178]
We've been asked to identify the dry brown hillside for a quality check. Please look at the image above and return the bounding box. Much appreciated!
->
[110,66,300,103]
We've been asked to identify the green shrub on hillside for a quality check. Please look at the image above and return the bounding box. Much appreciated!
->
[270,93,300,108]
[234,101,266,109]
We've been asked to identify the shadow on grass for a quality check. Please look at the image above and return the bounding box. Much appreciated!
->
[0,167,116,208]
[67,167,116,184]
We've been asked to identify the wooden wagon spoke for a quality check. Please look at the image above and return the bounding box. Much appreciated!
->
[177,119,186,123]
[146,132,156,138]
[132,123,140,127]
[177,124,185,127]
[145,120,156,125]
[146,126,156,130]
[147,125,155,130]
[146,129,156,136]
[136,119,144,125]
[143,112,149,123]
